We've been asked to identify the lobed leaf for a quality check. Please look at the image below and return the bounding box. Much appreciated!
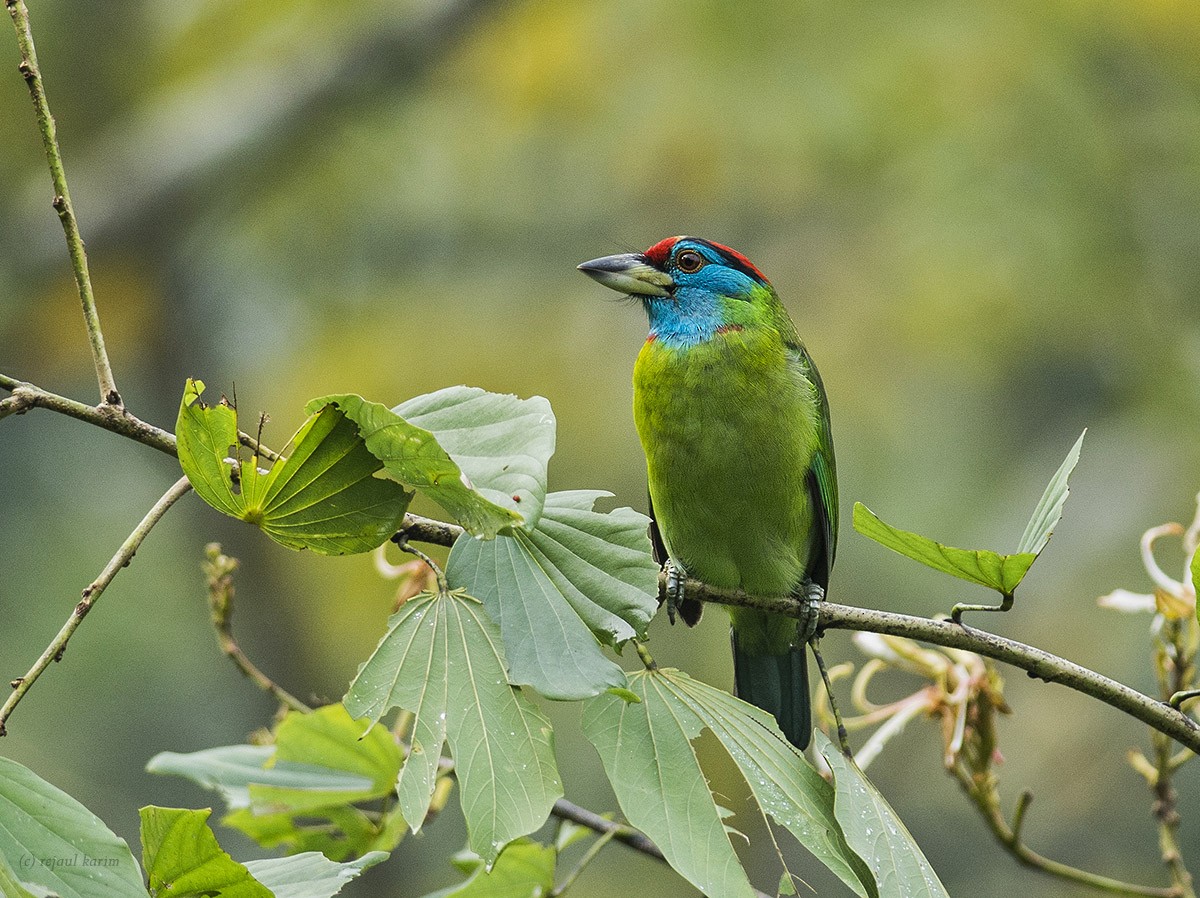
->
[177,379,411,554]
[659,670,876,897]
[853,503,1035,595]
[344,590,562,866]
[308,388,553,538]
[816,732,949,898]
[0,756,147,898]
[446,490,659,701]
[581,671,757,898]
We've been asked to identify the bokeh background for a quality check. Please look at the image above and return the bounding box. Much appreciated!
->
[2,0,1199,895]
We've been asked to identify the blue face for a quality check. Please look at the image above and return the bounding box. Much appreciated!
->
[644,239,764,348]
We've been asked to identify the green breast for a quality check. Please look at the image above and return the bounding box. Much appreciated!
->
[633,327,821,598]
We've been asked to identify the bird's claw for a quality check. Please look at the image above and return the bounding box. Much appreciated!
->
[664,559,686,625]
[797,580,825,643]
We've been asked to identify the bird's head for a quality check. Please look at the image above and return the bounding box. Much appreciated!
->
[578,236,776,346]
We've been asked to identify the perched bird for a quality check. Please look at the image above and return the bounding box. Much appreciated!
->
[578,237,837,749]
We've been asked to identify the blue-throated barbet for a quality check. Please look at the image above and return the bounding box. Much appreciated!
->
[578,236,837,749]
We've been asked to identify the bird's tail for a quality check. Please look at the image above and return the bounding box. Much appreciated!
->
[731,631,811,749]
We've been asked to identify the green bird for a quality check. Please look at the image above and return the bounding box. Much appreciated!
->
[578,236,837,749]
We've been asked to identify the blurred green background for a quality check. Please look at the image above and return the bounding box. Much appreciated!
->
[2,0,1199,895]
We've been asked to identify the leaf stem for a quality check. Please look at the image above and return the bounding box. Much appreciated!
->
[551,827,618,896]
[632,639,657,671]
[203,543,310,714]
[0,476,192,735]
[6,0,118,405]
[392,533,448,593]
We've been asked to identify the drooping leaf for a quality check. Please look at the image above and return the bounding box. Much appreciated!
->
[419,839,556,898]
[139,806,271,898]
[447,490,658,701]
[177,379,411,554]
[243,850,388,898]
[1017,430,1086,555]
[659,670,876,897]
[853,503,1035,595]
[395,386,556,529]
[815,732,950,898]
[344,590,562,865]
[307,388,553,538]
[0,757,148,898]
[581,670,756,898]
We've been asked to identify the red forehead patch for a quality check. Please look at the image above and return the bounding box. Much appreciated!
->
[642,236,769,283]
[643,236,682,266]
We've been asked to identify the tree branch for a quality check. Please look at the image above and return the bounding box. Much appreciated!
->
[0,475,193,735]
[6,0,118,405]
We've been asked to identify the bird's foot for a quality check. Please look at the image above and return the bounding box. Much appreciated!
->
[664,559,686,625]
[797,580,825,644]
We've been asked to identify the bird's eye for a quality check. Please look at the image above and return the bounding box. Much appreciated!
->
[676,250,704,273]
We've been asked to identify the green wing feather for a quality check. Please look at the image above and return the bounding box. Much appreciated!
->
[789,341,838,590]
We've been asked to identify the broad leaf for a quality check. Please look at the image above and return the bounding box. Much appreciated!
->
[447,490,659,700]
[243,850,388,898]
[660,671,876,897]
[395,386,556,530]
[854,503,1035,595]
[178,379,411,554]
[1017,430,1086,555]
[582,670,756,898]
[308,388,553,538]
[344,590,562,865]
[816,732,949,898]
[139,806,270,898]
[420,839,556,898]
[0,757,147,898]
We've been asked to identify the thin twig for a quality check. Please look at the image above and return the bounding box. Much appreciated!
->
[551,827,618,897]
[6,0,117,405]
[0,476,193,735]
[949,765,1179,897]
[0,375,279,461]
[203,544,310,714]
[549,799,663,861]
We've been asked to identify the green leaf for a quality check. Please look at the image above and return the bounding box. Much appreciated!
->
[251,704,402,814]
[177,379,412,554]
[147,706,405,860]
[1193,549,1200,627]
[395,386,556,530]
[139,806,270,898]
[307,387,554,538]
[344,590,563,865]
[659,670,876,897]
[420,839,556,898]
[581,670,756,898]
[446,490,659,701]
[815,732,950,898]
[0,852,55,898]
[243,850,388,898]
[0,756,148,898]
[853,503,1036,595]
[1017,430,1086,555]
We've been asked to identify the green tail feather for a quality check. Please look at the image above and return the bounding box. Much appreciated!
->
[731,631,811,750]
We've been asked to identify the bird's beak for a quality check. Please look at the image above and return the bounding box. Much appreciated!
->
[577,253,673,298]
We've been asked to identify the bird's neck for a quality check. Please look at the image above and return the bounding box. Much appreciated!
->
[645,289,745,350]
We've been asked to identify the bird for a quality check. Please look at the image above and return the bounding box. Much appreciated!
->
[578,236,837,749]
